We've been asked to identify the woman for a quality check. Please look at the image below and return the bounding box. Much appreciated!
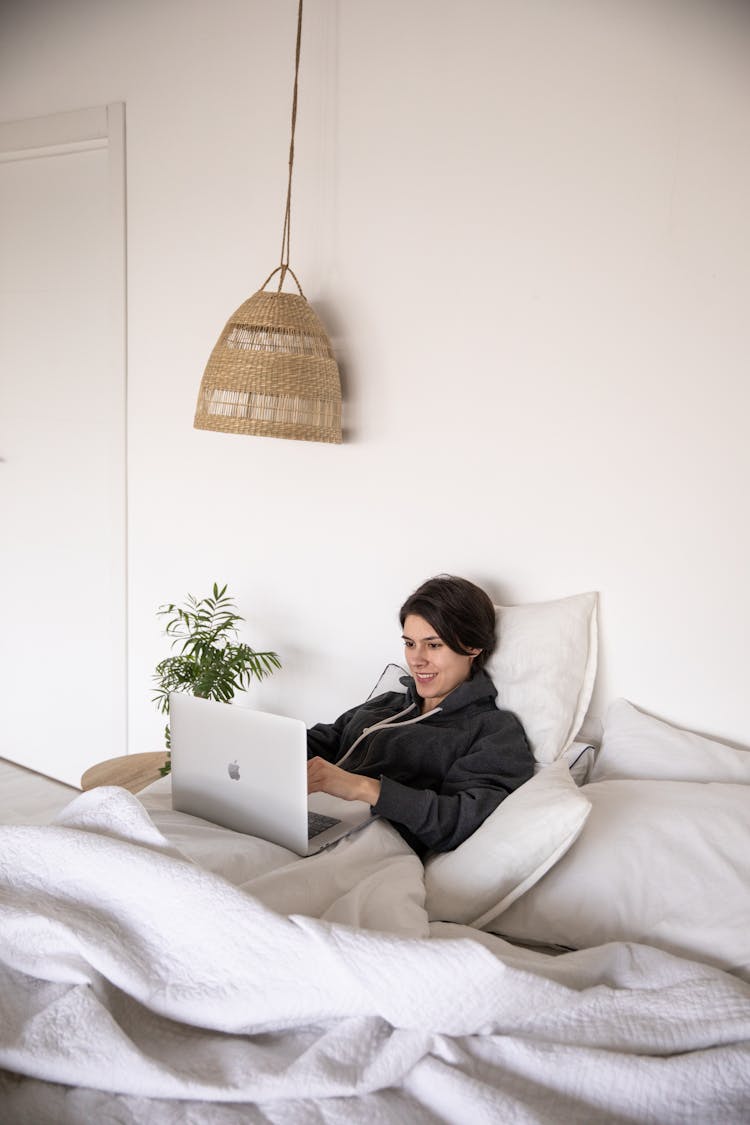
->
[307,575,534,855]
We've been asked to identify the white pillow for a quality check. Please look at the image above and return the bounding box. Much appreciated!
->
[423,759,591,926]
[487,592,598,764]
[490,778,750,981]
[558,741,596,786]
[367,662,409,699]
[590,698,750,784]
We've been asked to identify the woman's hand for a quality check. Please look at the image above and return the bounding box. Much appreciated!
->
[307,757,381,807]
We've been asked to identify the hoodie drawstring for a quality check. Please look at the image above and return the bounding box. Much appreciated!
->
[336,701,443,767]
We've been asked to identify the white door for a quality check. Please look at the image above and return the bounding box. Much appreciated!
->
[0,105,127,787]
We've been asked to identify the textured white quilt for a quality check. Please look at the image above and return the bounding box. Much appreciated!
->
[1,785,749,1123]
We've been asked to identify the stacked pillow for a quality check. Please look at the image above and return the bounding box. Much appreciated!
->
[424,757,591,926]
[424,591,598,926]
[588,697,750,784]
[488,591,598,765]
[488,700,750,981]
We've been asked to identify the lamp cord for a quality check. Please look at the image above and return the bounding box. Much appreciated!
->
[277,0,304,293]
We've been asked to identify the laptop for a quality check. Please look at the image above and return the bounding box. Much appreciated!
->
[169,692,376,856]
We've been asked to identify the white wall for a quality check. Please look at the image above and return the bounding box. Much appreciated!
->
[2,0,749,756]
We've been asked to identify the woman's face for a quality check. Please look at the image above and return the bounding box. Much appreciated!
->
[402,614,479,713]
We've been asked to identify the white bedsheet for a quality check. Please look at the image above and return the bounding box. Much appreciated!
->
[1,786,749,1123]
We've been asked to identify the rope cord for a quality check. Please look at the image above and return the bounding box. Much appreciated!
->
[277,0,304,293]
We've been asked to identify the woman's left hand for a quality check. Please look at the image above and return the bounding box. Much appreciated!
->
[307,756,381,806]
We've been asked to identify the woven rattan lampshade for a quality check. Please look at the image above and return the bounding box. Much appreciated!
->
[194,272,342,443]
[193,0,343,444]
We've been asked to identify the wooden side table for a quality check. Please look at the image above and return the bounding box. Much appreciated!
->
[80,751,169,795]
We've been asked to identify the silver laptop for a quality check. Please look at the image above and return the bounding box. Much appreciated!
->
[169,692,375,856]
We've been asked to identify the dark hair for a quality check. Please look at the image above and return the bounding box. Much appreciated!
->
[398,574,497,674]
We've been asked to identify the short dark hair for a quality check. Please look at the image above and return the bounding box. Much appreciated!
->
[399,574,497,674]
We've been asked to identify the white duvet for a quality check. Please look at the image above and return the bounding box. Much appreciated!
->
[1,784,749,1123]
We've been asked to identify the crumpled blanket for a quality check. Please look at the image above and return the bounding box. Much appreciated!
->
[138,775,430,934]
[1,786,749,1123]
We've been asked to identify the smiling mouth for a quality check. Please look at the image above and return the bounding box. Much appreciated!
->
[415,673,437,682]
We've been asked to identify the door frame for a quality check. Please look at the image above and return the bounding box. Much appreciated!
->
[0,103,128,765]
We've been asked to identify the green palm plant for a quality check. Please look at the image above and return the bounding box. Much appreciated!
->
[152,582,281,772]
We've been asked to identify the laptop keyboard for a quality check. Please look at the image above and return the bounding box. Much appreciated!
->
[307,811,341,839]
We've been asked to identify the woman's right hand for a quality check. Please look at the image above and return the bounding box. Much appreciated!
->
[307,756,381,806]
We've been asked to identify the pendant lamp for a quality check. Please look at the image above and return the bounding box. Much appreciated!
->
[194,0,342,443]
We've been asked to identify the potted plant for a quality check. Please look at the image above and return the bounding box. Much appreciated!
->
[152,582,281,773]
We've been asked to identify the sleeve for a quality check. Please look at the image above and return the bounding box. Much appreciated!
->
[372,713,534,854]
[306,703,361,762]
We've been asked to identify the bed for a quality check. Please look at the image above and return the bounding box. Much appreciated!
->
[1,592,749,1123]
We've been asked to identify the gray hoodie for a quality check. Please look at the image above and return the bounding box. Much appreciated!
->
[306,670,533,855]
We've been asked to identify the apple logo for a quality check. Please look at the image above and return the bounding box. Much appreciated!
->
[227,760,240,781]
